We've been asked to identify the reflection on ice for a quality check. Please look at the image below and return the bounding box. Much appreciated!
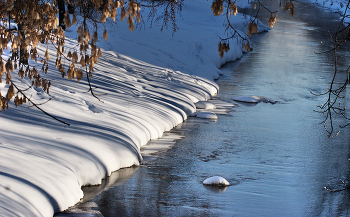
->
[55,167,139,217]
[203,185,229,193]
[54,202,103,217]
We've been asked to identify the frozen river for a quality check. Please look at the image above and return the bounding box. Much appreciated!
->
[58,1,350,216]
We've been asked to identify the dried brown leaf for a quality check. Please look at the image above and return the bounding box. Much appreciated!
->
[103,29,108,41]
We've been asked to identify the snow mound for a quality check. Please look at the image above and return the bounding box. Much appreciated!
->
[203,176,230,186]
[195,111,218,120]
[233,96,259,103]
[195,101,217,109]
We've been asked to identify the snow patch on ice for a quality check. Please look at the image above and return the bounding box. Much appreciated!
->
[195,111,218,120]
[203,176,230,186]
[234,96,259,103]
[195,101,217,110]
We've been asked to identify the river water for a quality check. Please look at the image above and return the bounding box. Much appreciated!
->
[58,1,350,217]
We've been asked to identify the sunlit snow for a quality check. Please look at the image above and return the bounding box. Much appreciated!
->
[203,176,230,186]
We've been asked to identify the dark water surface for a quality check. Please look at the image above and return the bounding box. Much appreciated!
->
[60,1,350,217]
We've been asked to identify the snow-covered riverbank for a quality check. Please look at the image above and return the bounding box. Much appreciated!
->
[0,1,268,216]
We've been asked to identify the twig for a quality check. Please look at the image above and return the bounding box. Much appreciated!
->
[7,75,70,126]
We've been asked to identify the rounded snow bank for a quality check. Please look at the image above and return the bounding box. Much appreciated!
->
[203,176,230,186]
[0,49,219,216]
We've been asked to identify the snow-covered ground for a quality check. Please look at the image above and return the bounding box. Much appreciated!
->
[0,1,269,216]
[305,0,349,22]
[309,0,347,12]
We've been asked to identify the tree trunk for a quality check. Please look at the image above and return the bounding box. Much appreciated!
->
[17,24,28,65]
[57,0,66,30]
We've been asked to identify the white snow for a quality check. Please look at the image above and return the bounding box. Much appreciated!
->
[195,101,217,110]
[195,111,218,120]
[0,1,267,216]
[304,0,350,22]
[234,96,259,103]
[203,176,230,186]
